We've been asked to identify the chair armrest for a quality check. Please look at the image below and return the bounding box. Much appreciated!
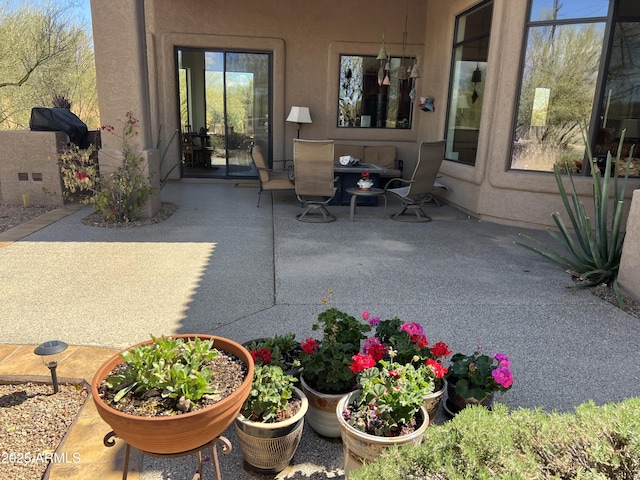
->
[383,177,411,190]
[397,159,404,172]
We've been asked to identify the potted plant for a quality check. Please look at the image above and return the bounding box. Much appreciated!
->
[366,316,452,419]
[234,364,308,473]
[336,359,430,477]
[91,334,254,455]
[299,292,369,437]
[243,332,302,378]
[444,347,513,415]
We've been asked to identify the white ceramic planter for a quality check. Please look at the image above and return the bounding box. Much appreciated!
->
[234,387,308,473]
[337,390,429,478]
[300,376,348,438]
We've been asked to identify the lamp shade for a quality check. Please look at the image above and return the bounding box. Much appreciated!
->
[286,106,312,124]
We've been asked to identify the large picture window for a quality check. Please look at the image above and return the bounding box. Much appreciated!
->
[445,1,493,166]
[511,0,640,176]
[338,54,415,129]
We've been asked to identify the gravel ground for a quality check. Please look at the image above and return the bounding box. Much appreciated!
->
[0,382,88,480]
[0,204,58,234]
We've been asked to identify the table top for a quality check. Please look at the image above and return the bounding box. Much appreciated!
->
[345,187,386,196]
[334,163,391,174]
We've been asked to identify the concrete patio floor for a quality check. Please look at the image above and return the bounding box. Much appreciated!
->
[1,180,639,479]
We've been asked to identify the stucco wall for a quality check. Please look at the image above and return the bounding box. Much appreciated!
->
[89,0,639,230]
[618,189,640,302]
[0,131,65,206]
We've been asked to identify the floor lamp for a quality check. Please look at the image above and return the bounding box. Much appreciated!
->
[286,106,312,138]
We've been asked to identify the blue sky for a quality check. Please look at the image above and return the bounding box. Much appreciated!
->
[7,0,92,27]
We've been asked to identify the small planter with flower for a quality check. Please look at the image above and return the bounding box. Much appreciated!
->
[444,347,514,416]
[357,171,374,190]
[234,362,308,473]
[243,333,302,378]
[337,358,431,477]
[299,292,369,437]
[367,316,452,419]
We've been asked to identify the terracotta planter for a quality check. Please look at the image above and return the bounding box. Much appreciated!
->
[443,379,494,416]
[300,376,349,438]
[337,390,429,478]
[234,386,308,473]
[91,334,254,455]
[423,379,446,420]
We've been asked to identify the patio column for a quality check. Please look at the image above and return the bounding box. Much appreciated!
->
[618,189,640,302]
[90,0,160,217]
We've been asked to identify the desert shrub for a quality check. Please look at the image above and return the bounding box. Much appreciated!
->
[350,398,640,480]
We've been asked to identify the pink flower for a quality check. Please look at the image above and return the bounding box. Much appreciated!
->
[494,353,510,367]
[492,366,513,388]
[399,322,424,337]
[349,353,376,374]
[361,311,370,320]
[363,337,386,361]
[368,316,380,328]
[301,338,319,354]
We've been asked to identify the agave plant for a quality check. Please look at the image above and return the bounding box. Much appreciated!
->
[516,128,633,301]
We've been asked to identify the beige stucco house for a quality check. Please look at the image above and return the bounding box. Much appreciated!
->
[89,0,640,297]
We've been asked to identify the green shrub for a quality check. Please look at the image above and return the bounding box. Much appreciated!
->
[350,398,640,480]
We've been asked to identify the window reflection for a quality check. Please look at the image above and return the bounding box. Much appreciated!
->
[338,55,414,129]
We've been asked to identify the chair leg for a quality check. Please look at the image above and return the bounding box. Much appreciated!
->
[257,190,262,207]
[296,204,336,223]
[390,205,432,223]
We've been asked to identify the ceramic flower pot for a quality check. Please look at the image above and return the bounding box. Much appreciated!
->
[357,178,374,190]
[443,380,494,416]
[336,390,429,478]
[234,386,308,473]
[91,334,254,455]
[423,379,447,420]
[300,376,348,438]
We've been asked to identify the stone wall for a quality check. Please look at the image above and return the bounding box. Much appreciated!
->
[0,131,67,206]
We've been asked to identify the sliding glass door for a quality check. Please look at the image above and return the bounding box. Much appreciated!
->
[178,49,271,178]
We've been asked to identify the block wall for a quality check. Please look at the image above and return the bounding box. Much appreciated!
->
[0,131,66,206]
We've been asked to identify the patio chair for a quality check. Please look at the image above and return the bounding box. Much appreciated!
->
[293,139,337,222]
[384,140,447,222]
[250,144,295,207]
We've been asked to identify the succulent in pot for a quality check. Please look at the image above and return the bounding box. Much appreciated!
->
[92,334,253,455]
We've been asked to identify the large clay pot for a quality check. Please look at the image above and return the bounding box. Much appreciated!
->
[300,376,348,438]
[443,379,494,416]
[234,386,308,473]
[423,379,446,420]
[91,334,254,455]
[337,390,429,478]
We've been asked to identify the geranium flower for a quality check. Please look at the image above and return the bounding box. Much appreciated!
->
[491,366,513,388]
[300,338,319,354]
[426,358,448,379]
[430,341,452,358]
[411,334,428,349]
[361,311,370,320]
[494,353,510,367]
[363,337,386,361]
[250,348,271,364]
[368,316,380,328]
[399,322,424,337]
[349,353,376,374]
[75,171,89,180]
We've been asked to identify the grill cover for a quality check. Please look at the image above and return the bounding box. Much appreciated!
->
[29,107,89,149]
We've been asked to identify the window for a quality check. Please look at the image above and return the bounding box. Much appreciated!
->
[511,0,640,176]
[338,54,415,129]
[445,1,494,165]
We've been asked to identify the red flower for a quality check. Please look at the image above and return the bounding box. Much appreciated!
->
[75,172,89,180]
[349,353,376,374]
[430,341,452,358]
[388,369,402,379]
[363,337,386,362]
[250,348,271,364]
[411,334,429,349]
[426,359,448,379]
[301,338,319,354]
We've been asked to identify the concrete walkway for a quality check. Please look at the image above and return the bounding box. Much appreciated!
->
[1,180,639,479]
